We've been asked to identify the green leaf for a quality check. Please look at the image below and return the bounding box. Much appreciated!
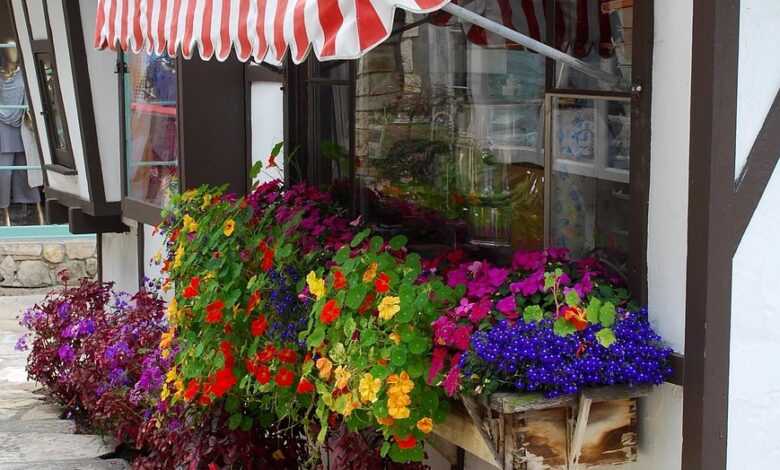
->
[380,442,391,458]
[544,272,556,290]
[388,234,408,251]
[390,346,407,367]
[599,301,616,327]
[585,297,602,324]
[370,364,389,380]
[523,305,544,323]
[409,337,428,355]
[596,328,617,348]
[330,342,347,362]
[345,285,367,310]
[249,160,263,180]
[407,359,425,378]
[564,289,581,307]
[334,246,350,265]
[362,329,378,347]
[351,228,371,248]
[228,413,243,431]
[369,236,384,253]
[225,396,240,413]
[307,326,326,348]
[343,316,357,338]
[270,141,284,157]
[240,416,253,432]
[553,317,576,337]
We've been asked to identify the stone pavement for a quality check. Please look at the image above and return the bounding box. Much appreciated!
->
[0,293,129,469]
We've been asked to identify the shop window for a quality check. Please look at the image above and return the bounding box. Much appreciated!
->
[122,52,179,208]
[289,0,644,280]
[1,33,46,226]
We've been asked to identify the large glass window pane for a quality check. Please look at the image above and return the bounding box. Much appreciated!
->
[548,95,631,264]
[123,52,178,206]
[34,52,71,161]
[552,0,633,91]
[354,12,546,252]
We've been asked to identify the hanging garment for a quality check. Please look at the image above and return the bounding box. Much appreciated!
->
[0,152,41,209]
[0,70,26,154]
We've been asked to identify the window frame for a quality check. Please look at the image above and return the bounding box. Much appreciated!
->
[286,0,653,300]
[29,38,76,174]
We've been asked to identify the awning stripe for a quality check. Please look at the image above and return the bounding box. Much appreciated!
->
[95,0,451,63]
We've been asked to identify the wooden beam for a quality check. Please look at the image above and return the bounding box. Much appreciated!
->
[734,90,780,246]
[68,208,129,235]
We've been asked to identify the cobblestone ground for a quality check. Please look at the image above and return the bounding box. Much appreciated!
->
[0,294,129,469]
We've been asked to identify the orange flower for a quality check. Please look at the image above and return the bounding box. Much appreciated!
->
[246,291,261,313]
[375,272,390,293]
[316,357,333,380]
[320,299,341,325]
[362,262,378,282]
[376,416,395,427]
[333,270,347,290]
[416,417,433,434]
[394,435,417,450]
[562,306,588,331]
[205,300,224,324]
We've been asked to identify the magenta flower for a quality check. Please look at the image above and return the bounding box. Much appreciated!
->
[496,296,518,319]
[510,270,545,296]
[428,347,448,384]
[512,251,546,271]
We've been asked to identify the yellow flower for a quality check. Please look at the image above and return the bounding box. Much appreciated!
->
[182,189,197,202]
[165,368,177,384]
[416,417,433,434]
[201,194,212,210]
[160,384,170,401]
[378,296,401,321]
[166,297,178,322]
[316,357,333,380]
[362,262,378,282]
[389,332,401,345]
[152,249,163,265]
[387,371,414,394]
[161,348,171,359]
[173,243,185,269]
[223,219,236,237]
[376,416,395,427]
[387,393,411,419]
[182,214,198,233]
[306,271,326,300]
[342,399,361,417]
[334,366,352,390]
[358,373,382,403]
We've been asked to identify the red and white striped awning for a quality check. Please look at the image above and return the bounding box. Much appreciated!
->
[94,0,451,65]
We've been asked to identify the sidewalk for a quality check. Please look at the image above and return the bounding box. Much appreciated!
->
[0,294,128,469]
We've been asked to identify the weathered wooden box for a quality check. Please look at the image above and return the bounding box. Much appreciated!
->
[430,386,649,469]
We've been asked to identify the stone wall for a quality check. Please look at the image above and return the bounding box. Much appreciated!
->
[0,239,97,288]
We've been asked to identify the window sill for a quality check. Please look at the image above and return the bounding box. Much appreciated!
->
[121,197,163,226]
[45,163,77,175]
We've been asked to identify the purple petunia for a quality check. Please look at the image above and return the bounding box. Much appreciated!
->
[58,344,75,363]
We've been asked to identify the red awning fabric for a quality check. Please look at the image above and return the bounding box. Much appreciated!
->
[94,0,451,65]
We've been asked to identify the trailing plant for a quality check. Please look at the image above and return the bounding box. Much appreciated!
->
[301,230,459,461]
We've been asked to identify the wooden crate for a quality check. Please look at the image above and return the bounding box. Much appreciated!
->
[431,386,647,470]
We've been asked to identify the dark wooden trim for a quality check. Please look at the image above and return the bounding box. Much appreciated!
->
[96,232,103,282]
[684,1,740,469]
[44,187,121,217]
[628,0,654,305]
[137,222,145,290]
[44,198,70,224]
[121,197,163,226]
[246,63,283,82]
[59,0,111,212]
[667,353,685,387]
[68,207,128,234]
[733,90,780,246]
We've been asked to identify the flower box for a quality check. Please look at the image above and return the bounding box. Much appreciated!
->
[432,385,649,469]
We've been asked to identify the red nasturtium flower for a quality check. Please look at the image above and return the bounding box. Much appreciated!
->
[211,367,237,397]
[257,344,276,362]
[258,240,275,272]
[251,314,268,336]
[220,341,235,368]
[247,291,261,313]
[296,378,315,394]
[274,367,295,388]
[333,270,347,290]
[278,348,298,364]
[320,299,341,325]
[395,435,417,450]
[562,306,588,331]
[183,276,200,298]
[358,292,376,314]
[253,364,271,384]
[184,379,199,401]
[205,300,225,323]
[375,272,390,293]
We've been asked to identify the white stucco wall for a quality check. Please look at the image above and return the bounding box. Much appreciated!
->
[250,81,285,183]
[728,1,780,468]
[101,225,139,294]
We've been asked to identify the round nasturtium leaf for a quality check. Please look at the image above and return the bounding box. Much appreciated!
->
[390,346,408,367]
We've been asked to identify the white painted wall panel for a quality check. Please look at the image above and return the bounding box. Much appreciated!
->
[101,226,139,293]
[45,0,91,200]
[729,2,780,469]
[735,0,780,176]
[79,0,122,202]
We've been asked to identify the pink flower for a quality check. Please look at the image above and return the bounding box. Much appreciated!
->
[447,268,469,288]
[452,326,472,351]
[546,247,570,261]
[453,298,474,318]
[428,347,447,384]
[573,272,594,297]
[512,251,546,271]
[496,295,518,319]
[469,298,492,323]
[486,267,509,287]
[510,270,544,296]
[443,354,462,397]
